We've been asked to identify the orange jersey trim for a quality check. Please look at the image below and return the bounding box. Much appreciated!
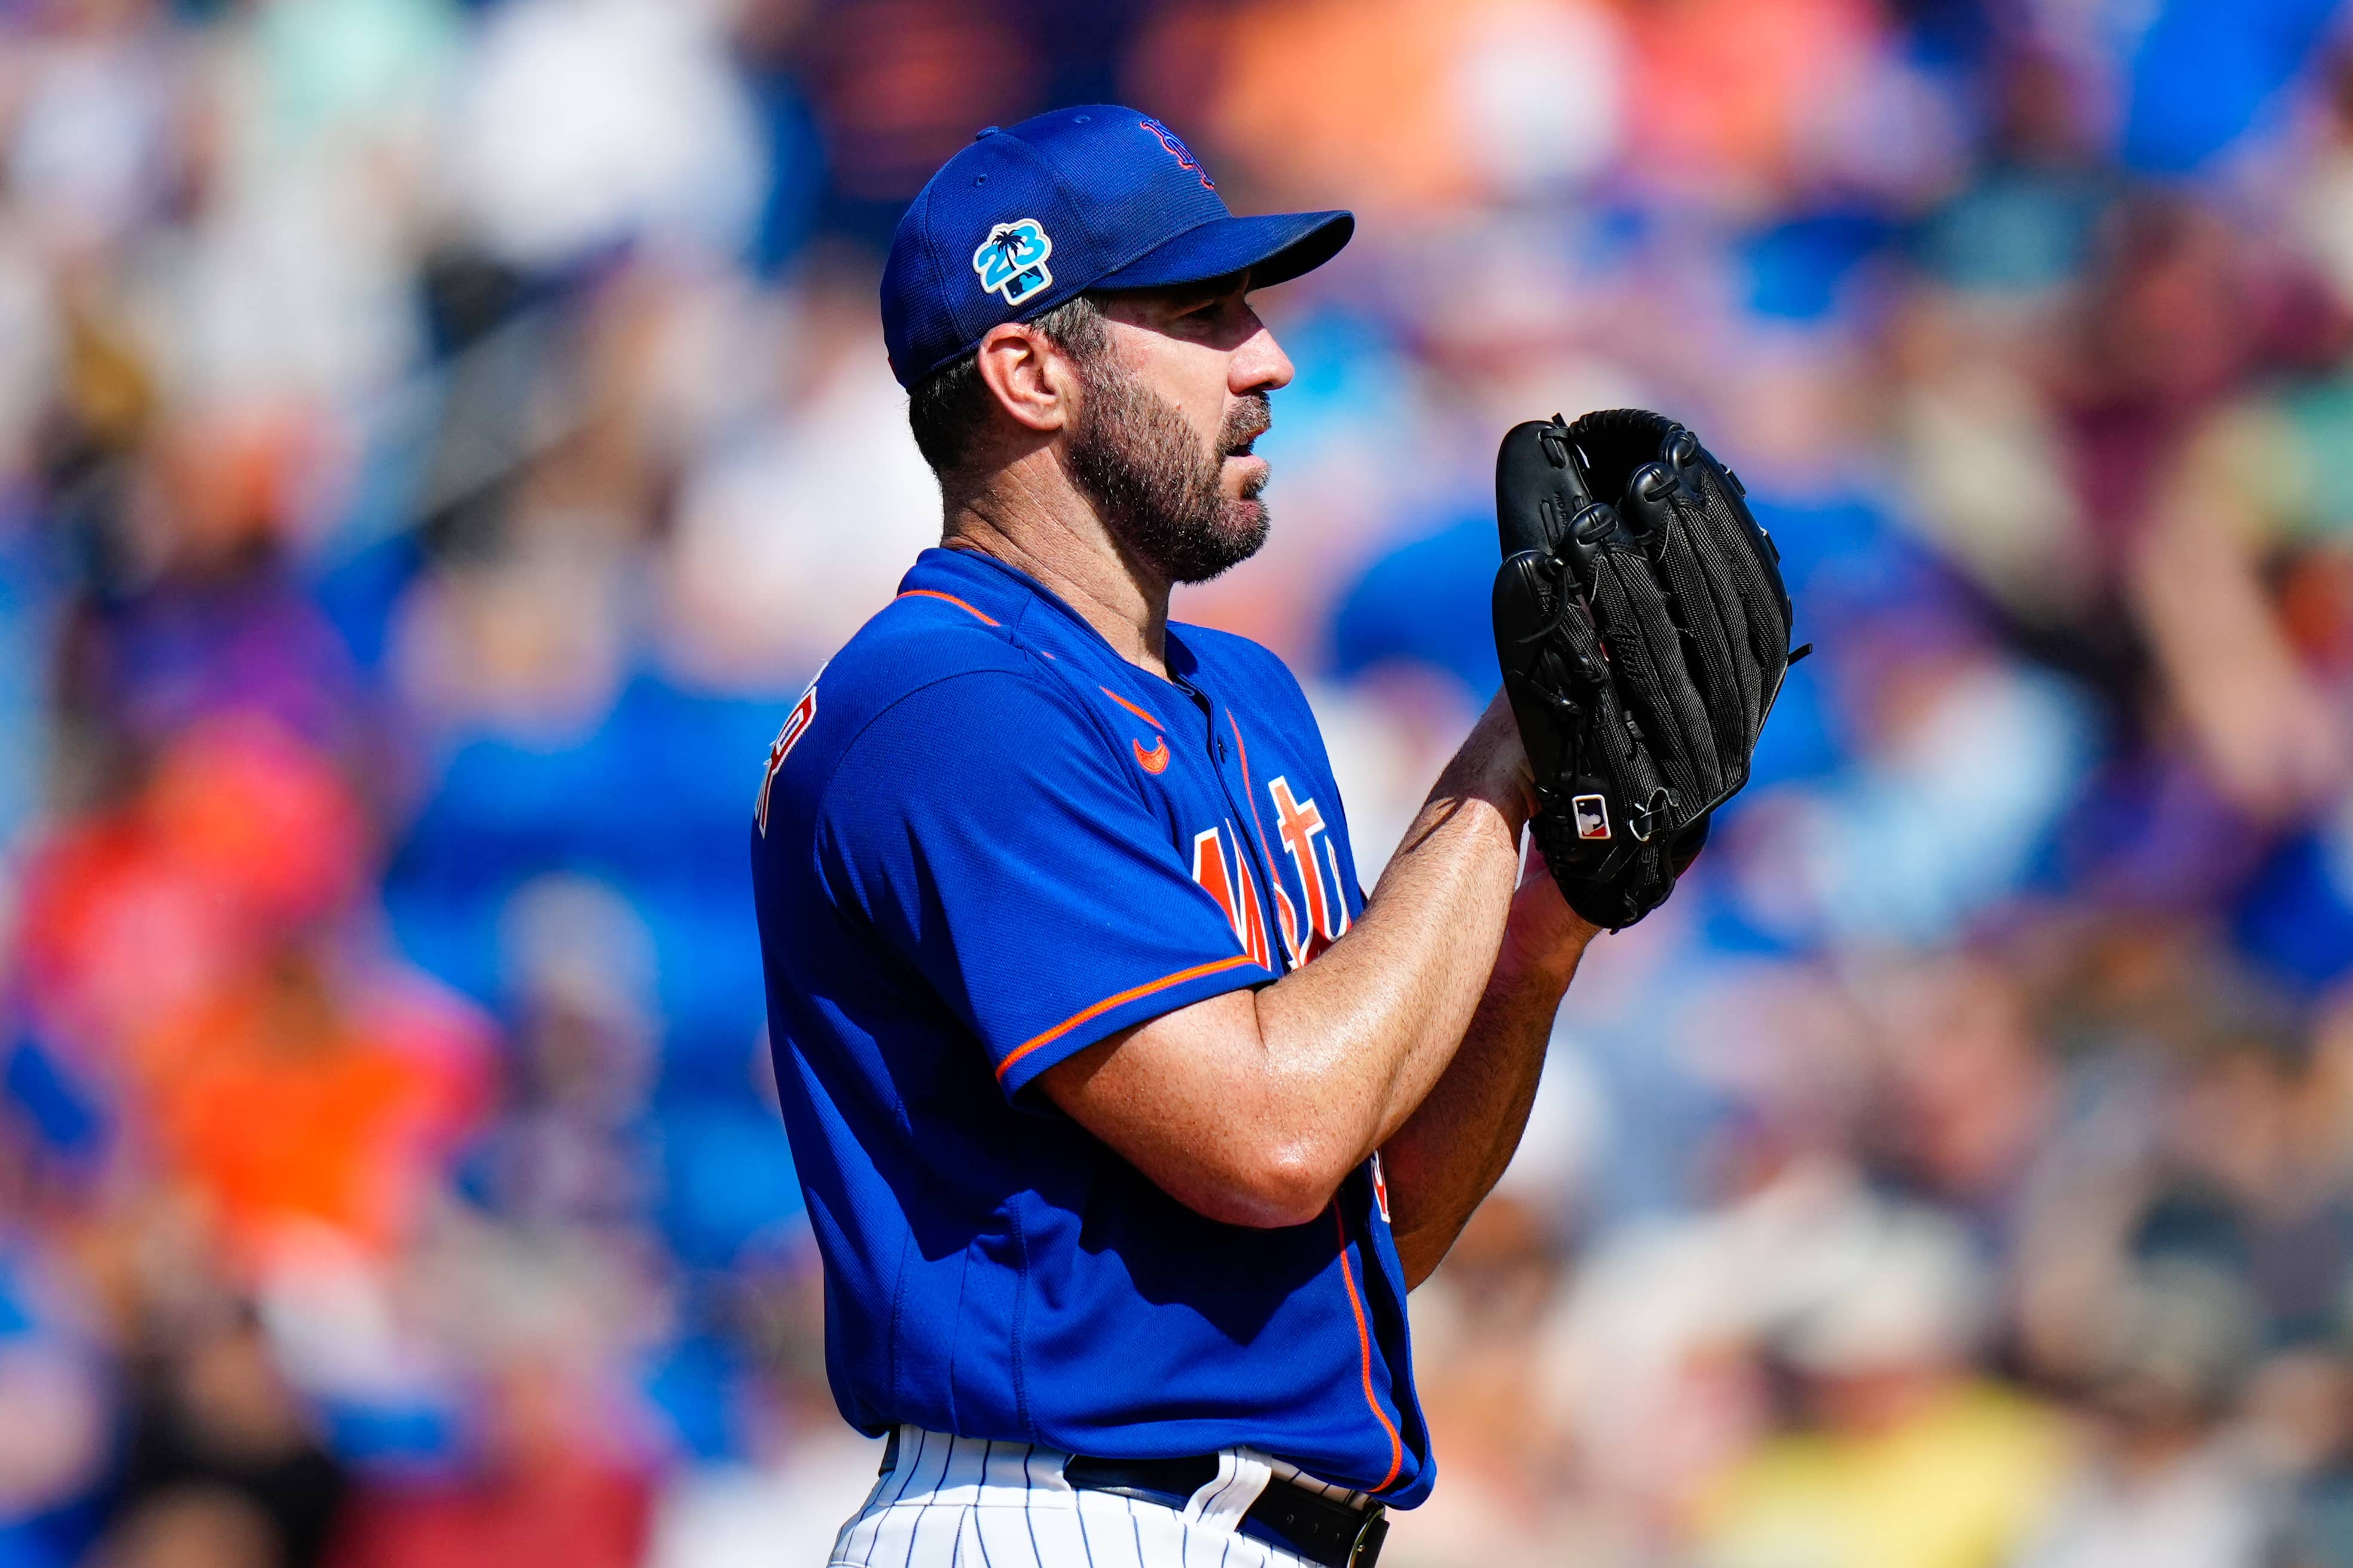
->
[994,955,1256,1084]
[1230,714,1277,865]
[1333,1206,1405,1490]
[896,589,1000,626]
[1100,686,1165,731]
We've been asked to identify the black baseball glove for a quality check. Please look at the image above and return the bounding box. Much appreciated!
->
[1492,410,1806,930]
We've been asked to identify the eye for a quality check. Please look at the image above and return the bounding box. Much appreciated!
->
[1182,293,1243,326]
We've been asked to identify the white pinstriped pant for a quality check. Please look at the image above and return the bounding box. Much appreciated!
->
[829,1426,1369,1567]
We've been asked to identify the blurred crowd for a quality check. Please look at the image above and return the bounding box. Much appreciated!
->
[15,0,2353,1565]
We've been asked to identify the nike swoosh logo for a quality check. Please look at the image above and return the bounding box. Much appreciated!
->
[1133,735,1170,774]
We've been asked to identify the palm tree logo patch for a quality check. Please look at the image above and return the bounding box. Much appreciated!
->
[972,219,1055,307]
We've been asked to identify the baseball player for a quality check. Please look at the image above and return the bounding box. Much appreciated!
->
[751,107,1598,1568]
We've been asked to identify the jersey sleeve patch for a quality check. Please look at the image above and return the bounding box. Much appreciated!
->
[755,674,822,837]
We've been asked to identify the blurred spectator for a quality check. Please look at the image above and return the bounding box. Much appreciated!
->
[2015,1260,2281,1568]
[0,1234,112,1566]
[441,0,765,272]
[1692,1202,2070,1568]
[325,1354,654,1568]
[108,1303,344,1568]
[94,1490,287,1568]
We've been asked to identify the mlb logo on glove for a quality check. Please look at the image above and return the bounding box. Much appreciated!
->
[1572,794,1611,840]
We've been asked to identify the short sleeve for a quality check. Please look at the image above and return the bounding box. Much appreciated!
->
[815,670,1274,1098]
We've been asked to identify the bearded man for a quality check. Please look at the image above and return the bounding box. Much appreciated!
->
[749,106,1597,1568]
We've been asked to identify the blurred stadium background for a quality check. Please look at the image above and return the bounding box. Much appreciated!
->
[17,0,2353,1564]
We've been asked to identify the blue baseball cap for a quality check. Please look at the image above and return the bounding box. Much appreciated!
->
[880,105,1353,388]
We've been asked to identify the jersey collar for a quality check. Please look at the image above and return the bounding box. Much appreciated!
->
[898,546,1203,689]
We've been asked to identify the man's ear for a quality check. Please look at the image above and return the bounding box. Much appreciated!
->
[973,322,1081,436]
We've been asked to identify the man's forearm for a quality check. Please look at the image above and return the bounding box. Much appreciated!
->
[1248,748,1529,1162]
[1382,901,1594,1288]
[1040,697,1538,1228]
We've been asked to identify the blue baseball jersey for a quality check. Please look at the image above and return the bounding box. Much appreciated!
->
[749,546,1431,1505]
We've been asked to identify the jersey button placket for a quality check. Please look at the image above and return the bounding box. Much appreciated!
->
[1205,698,1292,970]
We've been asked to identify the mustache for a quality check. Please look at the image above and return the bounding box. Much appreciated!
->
[1221,394,1272,455]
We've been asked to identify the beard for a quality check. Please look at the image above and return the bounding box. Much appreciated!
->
[1065,360,1272,585]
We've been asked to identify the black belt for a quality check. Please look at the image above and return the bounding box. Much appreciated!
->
[1063,1453,1387,1568]
[876,1432,1387,1567]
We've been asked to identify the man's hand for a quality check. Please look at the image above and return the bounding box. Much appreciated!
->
[1499,842,1597,986]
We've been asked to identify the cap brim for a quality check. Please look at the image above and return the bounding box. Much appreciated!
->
[1092,209,1354,295]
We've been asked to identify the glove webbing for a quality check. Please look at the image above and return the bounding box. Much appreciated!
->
[1586,546,1719,827]
[1652,470,1788,796]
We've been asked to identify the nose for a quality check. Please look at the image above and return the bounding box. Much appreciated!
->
[1231,313,1294,396]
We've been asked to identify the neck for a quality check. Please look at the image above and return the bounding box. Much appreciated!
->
[944,468,1174,678]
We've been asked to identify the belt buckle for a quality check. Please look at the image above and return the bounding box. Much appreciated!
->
[1347,1505,1388,1567]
